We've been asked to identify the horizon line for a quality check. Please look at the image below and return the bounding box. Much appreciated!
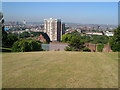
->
[4,21,118,25]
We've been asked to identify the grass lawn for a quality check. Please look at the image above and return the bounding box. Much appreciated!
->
[2,51,118,88]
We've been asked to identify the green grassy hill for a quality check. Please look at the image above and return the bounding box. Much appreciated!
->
[2,51,118,88]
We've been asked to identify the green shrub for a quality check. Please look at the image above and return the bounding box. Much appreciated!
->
[12,39,42,52]
[6,34,18,48]
[97,44,104,52]
[82,47,91,52]
[64,46,73,51]
[110,27,120,52]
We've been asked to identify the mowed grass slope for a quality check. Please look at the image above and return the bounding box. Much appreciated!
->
[2,51,118,88]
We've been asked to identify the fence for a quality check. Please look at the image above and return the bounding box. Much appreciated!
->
[41,44,68,51]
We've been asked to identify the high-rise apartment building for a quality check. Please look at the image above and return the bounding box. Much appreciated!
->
[61,22,65,39]
[44,18,65,41]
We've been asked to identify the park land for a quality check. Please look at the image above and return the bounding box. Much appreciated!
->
[2,51,118,88]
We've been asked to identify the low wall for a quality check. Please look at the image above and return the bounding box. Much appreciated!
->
[85,43,96,52]
[42,43,112,52]
[103,44,112,52]
[85,43,112,52]
[41,43,68,51]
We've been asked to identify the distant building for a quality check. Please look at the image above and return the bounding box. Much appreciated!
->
[4,25,13,30]
[61,22,65,39]
[23,20,26,25]
[104,31,114,36]
[44,18,65,41]
[38,34,47,43]
[65,29,75,34]
[77,29,81,33]
[86,32,103,36]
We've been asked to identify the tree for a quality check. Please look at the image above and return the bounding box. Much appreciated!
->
[6,34,18,48]
[19,31,30,38]
[81,35,109,44]
[0,13,18,48]
[68,35,85,51]
[28,40,42,51]
[12,39,43,52]
[62,31,81,43]
[92,35,109,44]
[63,31,85,51]
[62,34,73,43]
[20,41,30,52]
[110,27,120,52]
[12,41,20,52]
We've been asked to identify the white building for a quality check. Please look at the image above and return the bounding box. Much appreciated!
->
[44,18,65,41]
[23,20,26,25]
[77,29,81,33]
[86,32,103,36]
[104,31,114,36]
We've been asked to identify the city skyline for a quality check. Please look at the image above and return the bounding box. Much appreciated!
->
[2,2,118,25]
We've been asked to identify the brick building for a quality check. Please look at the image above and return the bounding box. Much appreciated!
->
[38,33,50,43]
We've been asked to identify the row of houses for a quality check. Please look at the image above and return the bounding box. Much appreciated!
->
[85,31,114,36]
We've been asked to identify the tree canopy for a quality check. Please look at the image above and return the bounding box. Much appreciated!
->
[81,35,109,44]
[6,34,18,48]
[12,39,43,52]
[63,31,85,51]
[110,27,120,52]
